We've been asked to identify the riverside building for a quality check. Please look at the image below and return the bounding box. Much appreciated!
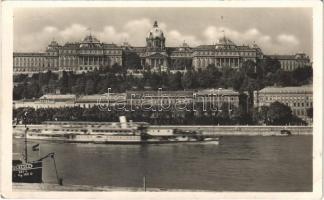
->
[13,88,240,112]
[254,86,313,123]
[13,21,311,74]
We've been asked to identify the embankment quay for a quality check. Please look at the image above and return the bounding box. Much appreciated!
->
[13,124,312,136]
[13,183,206,192]
[149,126,312,136]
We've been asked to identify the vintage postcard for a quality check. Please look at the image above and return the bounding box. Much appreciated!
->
[1,1,323,199]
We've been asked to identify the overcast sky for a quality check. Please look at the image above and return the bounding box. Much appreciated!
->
[14,7,313,57]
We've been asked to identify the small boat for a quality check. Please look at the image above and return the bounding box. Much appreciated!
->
[13,158,43,183]
[280,129,292,136]
[202,137,220,145]
[12,152,59,184]
[13,112,62,185]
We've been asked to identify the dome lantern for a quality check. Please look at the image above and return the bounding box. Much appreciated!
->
[153,20,158,27]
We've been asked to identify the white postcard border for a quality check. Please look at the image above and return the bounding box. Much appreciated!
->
[1,1,322,199]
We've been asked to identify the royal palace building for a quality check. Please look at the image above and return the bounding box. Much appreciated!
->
[266,54,311,71]
[13,21,311,74]
[14,35,123,74]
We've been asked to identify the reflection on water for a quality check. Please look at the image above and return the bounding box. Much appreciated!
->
[13,136,312,191]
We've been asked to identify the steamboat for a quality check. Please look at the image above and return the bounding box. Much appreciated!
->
[13,116,220,144]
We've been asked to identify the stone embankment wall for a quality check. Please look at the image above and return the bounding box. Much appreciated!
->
[13,124,313,136]
[148,126,313,136]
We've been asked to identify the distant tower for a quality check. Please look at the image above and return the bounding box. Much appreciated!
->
[146,21,166,51]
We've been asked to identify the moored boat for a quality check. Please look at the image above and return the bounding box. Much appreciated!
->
[13,116,220,144]
[13,112,63,185]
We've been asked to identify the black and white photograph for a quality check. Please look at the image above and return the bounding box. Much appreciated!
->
[1,1,323,199]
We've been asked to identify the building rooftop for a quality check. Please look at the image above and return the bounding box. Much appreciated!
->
[13,52,46,56]
[76,93,126,102]
[196,88,239,96]
[126,90,194,98]
[39,94,76,100]
[258,86,312,94]
[266,54,310,60]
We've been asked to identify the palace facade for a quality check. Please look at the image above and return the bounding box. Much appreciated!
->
[266,54,311,71]
[13,21,311,74]
[14,36,123,74]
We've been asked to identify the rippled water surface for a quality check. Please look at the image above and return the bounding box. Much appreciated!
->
[13,136,312,191]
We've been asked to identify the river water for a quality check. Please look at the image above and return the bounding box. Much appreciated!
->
[13,136,312,191]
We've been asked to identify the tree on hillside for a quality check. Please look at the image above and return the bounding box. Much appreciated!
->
[181,70,194,89]
[259,58,281,75]
[267,101,293,125]
[241,60,257,78]
[84,79,95,94]
[252,106,269,124]
[292,66,313,84]
[168,72,183,90]
[274,70,297,86]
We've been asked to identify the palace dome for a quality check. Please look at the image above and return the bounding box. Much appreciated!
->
[215,36,236,49]
[147,21,165,39]
[80,34,102,48]
[82,35,100,43]
[47,40,60,51]
[49,40,59,47]
[217,36,236,46]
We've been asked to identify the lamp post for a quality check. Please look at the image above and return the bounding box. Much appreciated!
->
[23,111,28,163]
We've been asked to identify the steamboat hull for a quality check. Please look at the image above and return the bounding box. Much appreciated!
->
[17,135,219,144]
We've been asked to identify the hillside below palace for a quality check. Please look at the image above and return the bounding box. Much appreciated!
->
[13,21,311,74]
